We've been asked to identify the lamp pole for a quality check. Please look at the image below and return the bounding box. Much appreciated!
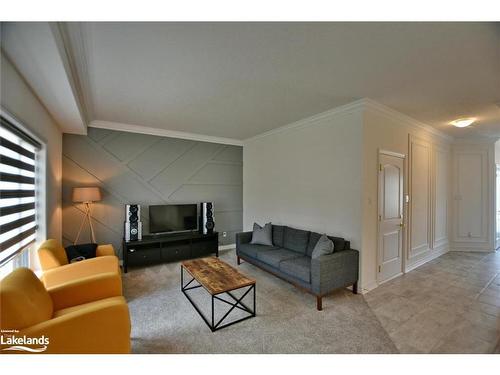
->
[74,201,96,245]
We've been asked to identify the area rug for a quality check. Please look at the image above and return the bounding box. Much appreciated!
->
[123,249,398,353]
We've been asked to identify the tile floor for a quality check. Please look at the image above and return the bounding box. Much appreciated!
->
[364,251,500,353]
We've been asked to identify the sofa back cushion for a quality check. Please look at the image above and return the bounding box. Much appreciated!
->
[272,225,285,247]
[0,268,53,330]
[307,232,321,256]
[283,227,310,254]
[307,232,347,256]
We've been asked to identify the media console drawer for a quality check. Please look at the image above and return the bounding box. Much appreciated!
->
[161,244,190,262]
[123,232,219,272]
[127,247,161,266]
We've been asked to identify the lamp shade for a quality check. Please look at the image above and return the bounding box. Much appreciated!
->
[72,187,102,203]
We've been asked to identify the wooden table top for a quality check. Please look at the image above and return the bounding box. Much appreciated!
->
[181,257,255,295]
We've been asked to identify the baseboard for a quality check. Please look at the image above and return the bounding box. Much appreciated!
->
[360,281,378,294]
[405,246,449,273]
[363,247,449,293]
[377,272,403,286]
[449,247,495,253]
[219,244,236,251]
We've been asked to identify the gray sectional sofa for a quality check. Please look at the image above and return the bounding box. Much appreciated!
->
[236,225,359,310]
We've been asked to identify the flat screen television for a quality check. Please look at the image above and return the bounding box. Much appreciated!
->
[149,204,198,234]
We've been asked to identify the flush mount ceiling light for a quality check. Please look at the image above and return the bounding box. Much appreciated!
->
[450,118,476,128]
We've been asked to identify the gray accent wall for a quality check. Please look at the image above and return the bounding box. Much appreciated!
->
[62,128,242,257]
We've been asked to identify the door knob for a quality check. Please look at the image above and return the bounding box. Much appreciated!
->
[399,223,405,228]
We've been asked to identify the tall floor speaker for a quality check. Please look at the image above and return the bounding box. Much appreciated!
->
[125,204,142,241]
[199,202,215,234]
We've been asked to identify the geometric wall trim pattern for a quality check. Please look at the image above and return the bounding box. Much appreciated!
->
[62,128,243,258]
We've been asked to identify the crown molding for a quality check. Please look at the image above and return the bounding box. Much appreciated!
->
[361,98,454,142]
[245,97,456,143]
[52,22,94,126]
[89,120,243,146]
[48,22,89,130]
[245,99,367,142]
[2,23,87,135]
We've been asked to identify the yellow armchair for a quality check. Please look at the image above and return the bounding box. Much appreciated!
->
[0,268,131,354]
[37,239,116,271]
[36,240,123,309]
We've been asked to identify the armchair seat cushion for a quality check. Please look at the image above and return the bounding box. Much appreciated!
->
[256,248,302,268]
[279,256,311,283]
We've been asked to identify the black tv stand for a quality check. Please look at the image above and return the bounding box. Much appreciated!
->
[122,231,218,273]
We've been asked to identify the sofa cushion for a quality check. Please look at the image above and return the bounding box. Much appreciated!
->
[307,232,322,256]
[311,234,334,258]
[250,222,273,246]
[283,227,310,254]
[256,249,302,268]
[272,225,285,247]
[279,256,311,283]
[238,243,279,259]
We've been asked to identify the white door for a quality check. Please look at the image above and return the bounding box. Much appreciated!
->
[378,152,404,283]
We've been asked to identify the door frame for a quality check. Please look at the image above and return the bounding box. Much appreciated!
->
[377,149,407,285]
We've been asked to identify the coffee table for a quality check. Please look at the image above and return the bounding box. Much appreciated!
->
[181,257,256,332]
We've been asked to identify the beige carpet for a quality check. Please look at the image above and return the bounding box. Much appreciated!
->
[123,249,398,353]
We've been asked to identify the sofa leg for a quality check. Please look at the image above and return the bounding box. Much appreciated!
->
[353,281,358,294]
[237,256,241,265]
[316,296,322,311]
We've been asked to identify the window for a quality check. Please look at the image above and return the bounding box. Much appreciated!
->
[0,114,42,269]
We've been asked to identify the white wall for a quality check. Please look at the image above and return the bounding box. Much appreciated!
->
[243,105,364,253]
[450,141,496,252]
[362,106,452,291]
[1,52,63,245]
[243,100,457,292]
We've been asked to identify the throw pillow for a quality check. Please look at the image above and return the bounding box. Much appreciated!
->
[250,222,273,246]
[311,234,334,258]
[65,243,98,263]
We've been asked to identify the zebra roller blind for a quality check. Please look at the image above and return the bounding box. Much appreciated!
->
[0,115,41,266]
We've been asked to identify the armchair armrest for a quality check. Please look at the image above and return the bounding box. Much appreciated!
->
[311,249,359,295]
[48,272,123,310]
[96,244,116,257]
[236,231,253,248]
[22,297,131,353]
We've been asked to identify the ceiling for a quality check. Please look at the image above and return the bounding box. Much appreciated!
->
[3,22,500,140]
[1,22,87,134]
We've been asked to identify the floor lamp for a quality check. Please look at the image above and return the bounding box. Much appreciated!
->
[72,187,102,244]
